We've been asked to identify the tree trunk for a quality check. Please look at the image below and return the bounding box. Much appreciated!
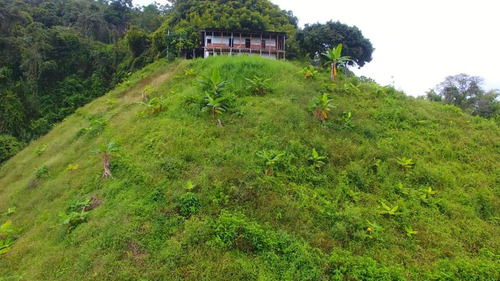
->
[332,62,337,79]
[102,153,112,178]
[211,107,215,123]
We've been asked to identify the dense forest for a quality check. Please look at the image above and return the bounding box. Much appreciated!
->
[0,0,167,162]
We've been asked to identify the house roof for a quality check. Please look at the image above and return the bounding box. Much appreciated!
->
[200,29,288,37]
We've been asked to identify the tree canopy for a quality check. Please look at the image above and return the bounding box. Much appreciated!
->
[0,0,169,164]
[427,74,500,119]
[151,0,298,58]
[295,21,374,67]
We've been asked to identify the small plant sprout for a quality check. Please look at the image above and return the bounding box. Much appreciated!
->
[378,201,401,216]
[404,225,418,238]
[396,182,410,195]
[245,75,271,95]
[96,140,119,178]
[35,144,48,156]
[397,157,414,172]
[299,66,318,79]
[186,180,197,191]
[341,111,354,130]
[66,164,78,171]
[420,187,437,201]
[365,220,384,240]
[310,93,336,122]
[6,207,16,215]
[256,150,285,176]
[184,68,195,76]
[347,190,360,202]
[309,148,326,168]
[106,98,116,107]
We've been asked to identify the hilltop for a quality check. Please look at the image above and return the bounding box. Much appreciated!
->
[1,56,499,280]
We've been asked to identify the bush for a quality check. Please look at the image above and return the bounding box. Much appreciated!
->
[178,192,201,217]
[0,134,22,164]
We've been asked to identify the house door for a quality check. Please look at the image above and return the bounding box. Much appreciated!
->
[245,39,251,48]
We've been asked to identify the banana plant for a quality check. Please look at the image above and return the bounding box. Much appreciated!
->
[404,225,418,238]
[96,140,119,178]
[140,95,167,116]
[308,148,326,168]
[420,186,437,201]
[245,75,271,95]
[202,92,227,123]
[299,66,318,79]
[199,68,229,98]
[322,43,351,80]
[378,201,401,216]
[310,93,336,122]
[256,150,285,176]
[397,157,414,172]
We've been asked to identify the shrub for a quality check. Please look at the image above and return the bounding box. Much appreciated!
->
[34,165,50,179]
[0,220,21,255]
[178,192,201,217]
[0,134,22,164]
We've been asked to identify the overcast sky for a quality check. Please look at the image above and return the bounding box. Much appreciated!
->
[133,0,500,97]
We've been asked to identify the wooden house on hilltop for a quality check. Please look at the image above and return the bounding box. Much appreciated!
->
[200,29,287,60]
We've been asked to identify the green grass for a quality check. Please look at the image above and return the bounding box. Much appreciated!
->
[1,55,499,280]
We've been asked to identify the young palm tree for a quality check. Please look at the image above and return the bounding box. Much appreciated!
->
[322,43,351,80]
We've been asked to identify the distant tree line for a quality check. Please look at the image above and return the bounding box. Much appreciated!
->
[426,74,500,119]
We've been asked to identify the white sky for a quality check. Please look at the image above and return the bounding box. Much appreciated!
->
[133,0,500,96]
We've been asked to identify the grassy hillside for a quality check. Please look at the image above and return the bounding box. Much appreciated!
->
[1,56,499,280]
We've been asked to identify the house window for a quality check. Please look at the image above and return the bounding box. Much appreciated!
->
[207,39,212,45]
[261,40,266,49]
[245,38,251,48]
[229,38,234,47]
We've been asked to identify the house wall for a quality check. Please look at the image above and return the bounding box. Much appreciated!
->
[205,34,278,48]
[202,31,285,59]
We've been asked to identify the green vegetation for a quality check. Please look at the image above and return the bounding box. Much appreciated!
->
[0,0,167,164]
[426,74,500,120]
[296,21,374,67]
[1,53,499,280]
[322,43,351,80]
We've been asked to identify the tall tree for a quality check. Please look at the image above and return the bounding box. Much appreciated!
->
[152,0,297,57]
[295,21,373,68]
[428,74,500,119]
